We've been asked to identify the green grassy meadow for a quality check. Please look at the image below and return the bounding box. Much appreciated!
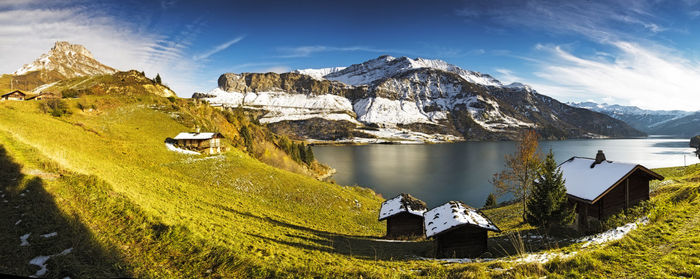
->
[0,94,699,278]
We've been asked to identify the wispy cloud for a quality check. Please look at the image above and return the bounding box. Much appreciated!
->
[193,36,245,61]
[277,45,411,58]
[532,42,700,111]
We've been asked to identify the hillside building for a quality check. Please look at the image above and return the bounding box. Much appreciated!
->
[1,90,27,101]
[378,193,427,239]
[27,92,61,100]
[559,150,664,230]
[424,201,500,258]
[172,132,224,154]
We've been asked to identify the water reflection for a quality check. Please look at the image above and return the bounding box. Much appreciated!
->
[314,138,699,207]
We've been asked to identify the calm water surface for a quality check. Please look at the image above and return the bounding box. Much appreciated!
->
[313,137,699,207]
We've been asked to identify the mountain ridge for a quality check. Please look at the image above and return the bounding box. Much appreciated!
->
[198,55,644,142]
[568,101,698,136]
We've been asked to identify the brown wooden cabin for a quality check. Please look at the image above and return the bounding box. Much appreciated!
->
[378,193,427,239]
[173,132,224,154]
[559,150,664,231]
[27,92,61,100]
[1,90,27,101]
[424,201,500,258]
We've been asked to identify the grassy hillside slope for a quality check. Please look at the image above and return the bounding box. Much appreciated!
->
[0,92,699,278]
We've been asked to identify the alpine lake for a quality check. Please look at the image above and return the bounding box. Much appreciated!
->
[313,136,700,207]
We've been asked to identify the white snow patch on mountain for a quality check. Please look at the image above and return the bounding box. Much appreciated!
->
[315,56,503,87]
[292,67,346,80]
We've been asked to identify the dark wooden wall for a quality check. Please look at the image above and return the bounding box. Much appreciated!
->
[435,226,487,258]
[386,212,424,239]
[571,169,653,230]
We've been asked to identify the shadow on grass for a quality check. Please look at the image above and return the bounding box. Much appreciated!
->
[0,145,131,278]
[208,202,435,260]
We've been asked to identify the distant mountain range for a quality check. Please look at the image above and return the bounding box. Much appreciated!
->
[195,55,643,143]
[568,102,700,136]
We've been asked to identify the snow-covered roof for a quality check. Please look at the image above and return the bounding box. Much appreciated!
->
[378,193,427,221]
[423,201,500,238]
[173,132,220,140]
[559,157,663,203]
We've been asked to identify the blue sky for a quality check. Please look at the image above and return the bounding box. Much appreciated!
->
[2,0,700,110]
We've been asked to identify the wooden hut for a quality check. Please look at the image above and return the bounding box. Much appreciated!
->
[173,132,224,154]
[27,92,61,100]
[559,150,664,230]
[378,193,427,239]
[1,90,27,101]
[424,201,500,258]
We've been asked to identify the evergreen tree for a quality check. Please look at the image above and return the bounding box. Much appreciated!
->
[483,193,497,209]
[525,150,576,231]
[239,125,253,152]
[155,73,162,84]
[305,145,314,164]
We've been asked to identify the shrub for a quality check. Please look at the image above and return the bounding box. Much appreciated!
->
[38,99,72,117]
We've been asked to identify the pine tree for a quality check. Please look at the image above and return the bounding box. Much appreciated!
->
[155,73,162,84]
[239,125,253,152]
[483,193,497,209]
[526,150,576,231]
[305,145,314,164]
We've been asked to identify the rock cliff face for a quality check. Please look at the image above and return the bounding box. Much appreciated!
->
[198,56,645,143]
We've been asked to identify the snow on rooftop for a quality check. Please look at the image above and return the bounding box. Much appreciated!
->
[559,157,639,201]
[378,194,427,221]
[173,132,218,140]
[424,201,500,238]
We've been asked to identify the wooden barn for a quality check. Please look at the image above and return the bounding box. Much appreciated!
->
[1,90,27,101]
[173,132,224,154]
[559,150,664,230]
[378,193,427,239]
[424,201,500,258]
[27,92,61,100]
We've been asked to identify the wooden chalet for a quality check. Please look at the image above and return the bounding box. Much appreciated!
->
[378,193,427,239]
[27,92,61,100]
[173,132,224,154]
[424,201,500,258]
[1,90,27,101]
[559,150,664,230]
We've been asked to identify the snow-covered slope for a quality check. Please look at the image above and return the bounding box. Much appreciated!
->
[196,56,644,143]
[318,55,502,87]
[14,41,116,78]
[292,67,346,80]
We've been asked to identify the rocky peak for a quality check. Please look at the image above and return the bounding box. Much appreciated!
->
[13,41,116,78]
[51,41,94,59]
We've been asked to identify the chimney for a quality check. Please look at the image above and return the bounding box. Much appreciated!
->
[590,150,606,168]
[195,126,200,133]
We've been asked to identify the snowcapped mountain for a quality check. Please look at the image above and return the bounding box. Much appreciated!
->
[197,56,643,143]
[568,102,695,135]
[9,41,116,92]
[14,41,116,78]
[320,55,503,87]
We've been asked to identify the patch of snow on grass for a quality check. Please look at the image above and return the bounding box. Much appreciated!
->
[15,219,22,225]
[20,233,30,246]
[514,251,578,264]
[165,142,200,155]
[40,232,57,238]
[28,248,73,278]
[578,217,649,247]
